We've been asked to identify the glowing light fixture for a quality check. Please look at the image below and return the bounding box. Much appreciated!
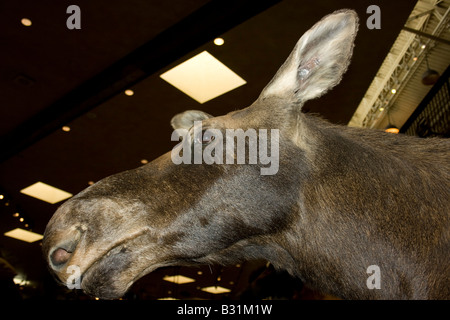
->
[385,126,400,134]
[4,228,43,243]
[201,286,231,294]
[160,51,246,104]
[21,18,32,26]
[14,274,31,286]
[214,38,225,46]
[124,89,134,96]
[385,112,399,134]
[62,126,71,132]
[20,182,72,204]
[163,275,195,284]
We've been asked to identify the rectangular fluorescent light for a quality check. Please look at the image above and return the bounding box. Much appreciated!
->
[20,181,72,204]
[163,275,195,284]
[160,51,246,103]
[4,228,43,243]
[201,286,231,294]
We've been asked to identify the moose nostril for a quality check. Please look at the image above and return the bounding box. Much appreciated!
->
[51,247,72,266]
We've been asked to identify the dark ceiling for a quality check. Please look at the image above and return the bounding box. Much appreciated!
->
[0,0,416,300]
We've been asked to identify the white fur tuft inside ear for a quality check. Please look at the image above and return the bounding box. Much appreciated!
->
[260,9,359,105]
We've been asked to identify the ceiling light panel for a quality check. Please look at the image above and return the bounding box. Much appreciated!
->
[160,51,246,104]
[4,228,43,243]
[163,275,195,284]
[201,286,231,294]
[20,181,72,204]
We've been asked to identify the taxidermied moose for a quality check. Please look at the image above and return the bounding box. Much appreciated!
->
[43,10,449,299]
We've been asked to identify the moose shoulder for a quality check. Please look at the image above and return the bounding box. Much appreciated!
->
[43,10,449,300]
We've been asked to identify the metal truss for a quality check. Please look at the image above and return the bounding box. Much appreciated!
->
[348,0,450,129]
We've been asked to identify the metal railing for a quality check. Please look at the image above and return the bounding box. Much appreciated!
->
[400,65,450,137]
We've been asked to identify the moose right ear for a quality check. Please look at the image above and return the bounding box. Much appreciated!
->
[259,10,359,105]
[170,110,213,130]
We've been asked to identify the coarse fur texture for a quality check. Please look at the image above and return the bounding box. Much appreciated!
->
[43,10,449,300]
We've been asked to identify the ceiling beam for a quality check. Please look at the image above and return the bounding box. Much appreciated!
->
[402,26,450,46]
[348,0,449,129]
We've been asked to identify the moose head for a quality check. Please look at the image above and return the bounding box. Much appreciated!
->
[43,10,449,300]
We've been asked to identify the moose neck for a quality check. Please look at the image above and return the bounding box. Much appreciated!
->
[283,116,448,299]
[195,115,448,299]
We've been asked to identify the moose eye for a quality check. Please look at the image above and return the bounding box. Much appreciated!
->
[201,130,215,145]
[194,130,215,145]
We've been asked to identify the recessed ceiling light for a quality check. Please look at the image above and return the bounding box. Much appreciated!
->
[391,89,397,94]
[214,37,225,46]
[163,275,195,284]
[4,228,43,243]
[21,18,32,27]
[140,159,148,164]
[62,126,71,132]
[124,89,134,96]
[0,194,3,199]
[20,182,73,204]
[385,127,400,134]
[201,286,231,294]
[160,51,246,104]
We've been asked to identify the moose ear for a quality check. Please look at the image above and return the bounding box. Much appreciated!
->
[170,110,213,129]
[259,10,358,104]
